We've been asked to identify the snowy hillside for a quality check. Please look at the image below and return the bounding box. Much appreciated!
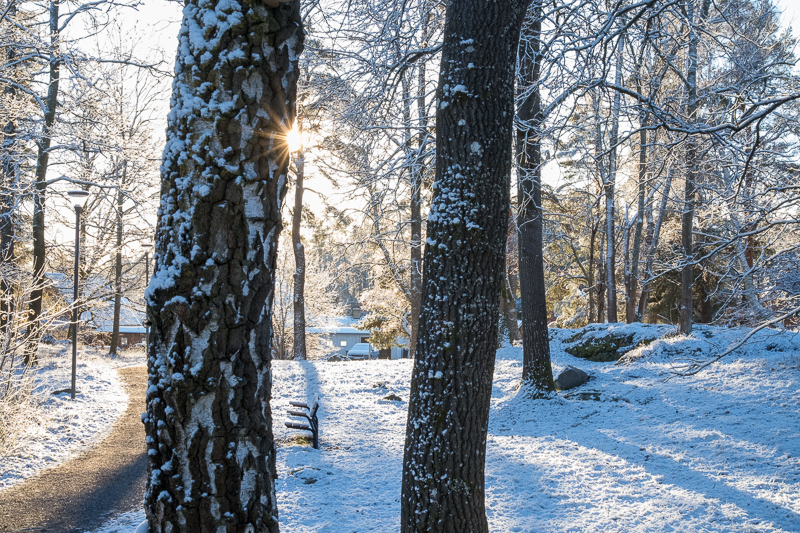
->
[91,324,799,532]
[266,324,800,532]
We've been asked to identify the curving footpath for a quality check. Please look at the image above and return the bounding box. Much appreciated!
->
[0,366,147,533]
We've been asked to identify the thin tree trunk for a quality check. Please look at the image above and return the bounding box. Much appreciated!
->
[680,0,710,334]
[588,222,596,323]
[500,267,520,344]
[516,2,554,394]
[110,162,126,355]
[741,127,758,308]
[626,117,648,323]
[1,0,18,333]
[27,0,61,365]
[292,126,307,361]
[596,230,606,323]
[638,167,673,321]
[502,214,520,343]
[409,18,428,359]
[401,0,530,529]
[144,1,303,530]
[604,36,624,324]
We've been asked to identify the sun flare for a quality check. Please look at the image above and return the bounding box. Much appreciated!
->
[286,126,303,152]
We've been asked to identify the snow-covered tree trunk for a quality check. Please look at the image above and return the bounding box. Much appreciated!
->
[144,0,303,530]
[400,0,530,530]
[516,3,554,394]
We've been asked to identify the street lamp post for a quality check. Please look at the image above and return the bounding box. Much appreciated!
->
[141,243,153,346]
[67,190,90,400]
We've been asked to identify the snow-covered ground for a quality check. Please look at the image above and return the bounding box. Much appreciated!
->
[71,325,800,532]
[0,345,142,489]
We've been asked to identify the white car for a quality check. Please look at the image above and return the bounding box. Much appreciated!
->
[346,343,373,360]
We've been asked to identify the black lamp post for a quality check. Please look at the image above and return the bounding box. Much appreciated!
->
[67,190,89,400]
[141,243,153,345]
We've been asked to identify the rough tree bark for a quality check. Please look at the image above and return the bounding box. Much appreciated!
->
[400,0,530,530]
[143,0,303,530]
[516,2,554,393]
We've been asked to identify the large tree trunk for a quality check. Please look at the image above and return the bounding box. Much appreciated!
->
[292,135,307,361]
[400,0,529,530]
[109,162,126,355]
[143,1,303,531]
[516,3,554,394]
[27,0,61,365]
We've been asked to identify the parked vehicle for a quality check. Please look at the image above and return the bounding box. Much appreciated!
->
[346,343,373,360]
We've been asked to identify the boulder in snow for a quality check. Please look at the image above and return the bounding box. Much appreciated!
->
[555,365,589,391]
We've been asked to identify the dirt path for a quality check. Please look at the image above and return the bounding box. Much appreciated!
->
[0,366,147,533]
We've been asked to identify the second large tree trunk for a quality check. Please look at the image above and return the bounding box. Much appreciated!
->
[516,2,554,394]
[401,1,530,531]
[143,1,303,531]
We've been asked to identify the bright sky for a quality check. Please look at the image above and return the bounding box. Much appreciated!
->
[777,0,798,31]
[106,0,800,225]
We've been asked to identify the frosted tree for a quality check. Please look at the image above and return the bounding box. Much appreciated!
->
[16,0,143,362]
[143,0,303,530]
[400,0,532,530]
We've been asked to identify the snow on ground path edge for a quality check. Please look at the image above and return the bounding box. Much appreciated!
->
[0,346,141,490]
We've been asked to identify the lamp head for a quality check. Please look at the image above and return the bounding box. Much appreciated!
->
[67,190,90,209]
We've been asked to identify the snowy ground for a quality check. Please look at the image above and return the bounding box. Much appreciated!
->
[0,344,142,489]
[61,325,800,532]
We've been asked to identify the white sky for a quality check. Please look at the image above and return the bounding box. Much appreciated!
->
[86,0,800,234]
[777,0,798,31]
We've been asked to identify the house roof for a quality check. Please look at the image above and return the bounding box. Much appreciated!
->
[86,297,145,333]
[306,316,370,335]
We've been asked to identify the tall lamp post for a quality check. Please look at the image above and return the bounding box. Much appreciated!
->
[67,190,90,400]
[141,243,153,346]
